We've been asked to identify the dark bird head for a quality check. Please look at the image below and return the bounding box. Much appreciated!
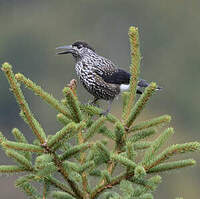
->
[56,41,95,60]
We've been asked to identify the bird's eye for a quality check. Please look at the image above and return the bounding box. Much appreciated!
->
[77,44,82,49]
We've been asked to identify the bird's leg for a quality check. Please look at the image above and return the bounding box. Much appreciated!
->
[100,100,113,116]
[88,97,100,107]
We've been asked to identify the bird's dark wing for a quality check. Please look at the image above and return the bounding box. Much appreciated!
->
[94,66,150,95]
[95,68,131,85]
[92,57,151,95]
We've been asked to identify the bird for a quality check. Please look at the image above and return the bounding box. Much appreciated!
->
[56,41,161,115]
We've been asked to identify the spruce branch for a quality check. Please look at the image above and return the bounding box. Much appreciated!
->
[15,73,72,120]
[15,175,41,199]
[5,149,33,170]
[2,141,44,153]
[52,191,76,199]
[134,141,152,150]
[99,126,116,140]
[85,116,107,141]
[78,161,95,173]
[111,153,137,169]
[125,82,158,129]
[80,104,119,124]
[57,113,73,125]
[63,87,83,122]
[97,122,126,189]
[122,92,129,112]
[130,175,162,193]
[2,63,46,144]
[52,121,86,151]
[63,161,80,173]
[77,118,90,198]
[120,180,134,198]
[47,122,77,148]
[67,79,78,98]
[123,26,141,121]
[134,165,146,179]
[129,115,171,133]
[0,165,28,173]
[148,159,196,173]
[145,142,200,170]
[12,128,32,161]
[51,152,84,199]
[126,141,137,161]
[47,176,76,197]
[102,170,112,184]
[115,121,126,146]
[142,127,174,167]
[120,177,159,198]
[43,181,50,199]
[95,150,118,197]
[128,128,156,143]
[91,171,135,199]
[12,128,28,144]
[34,154,56,177]
[0,131,7,143]
[91,160,160,198]
[102,192,121,199]
[60,143,91,161]
[96,142,111,163]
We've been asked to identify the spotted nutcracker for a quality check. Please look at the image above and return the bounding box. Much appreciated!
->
[56,41,161,115]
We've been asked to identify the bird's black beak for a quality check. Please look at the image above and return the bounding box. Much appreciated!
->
[56,45,73,55]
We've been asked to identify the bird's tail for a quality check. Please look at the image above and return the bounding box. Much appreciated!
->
[137,79,162,94]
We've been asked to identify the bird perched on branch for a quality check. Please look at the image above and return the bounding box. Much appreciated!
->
[56,41,161,115]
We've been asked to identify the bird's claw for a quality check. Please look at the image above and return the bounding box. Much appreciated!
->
[100,110,109,116]
[88,100,100,108]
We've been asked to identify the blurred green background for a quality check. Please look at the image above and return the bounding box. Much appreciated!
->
[0,1,200,198]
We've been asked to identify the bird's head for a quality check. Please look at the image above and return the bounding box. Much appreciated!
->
[56,41,95,59]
